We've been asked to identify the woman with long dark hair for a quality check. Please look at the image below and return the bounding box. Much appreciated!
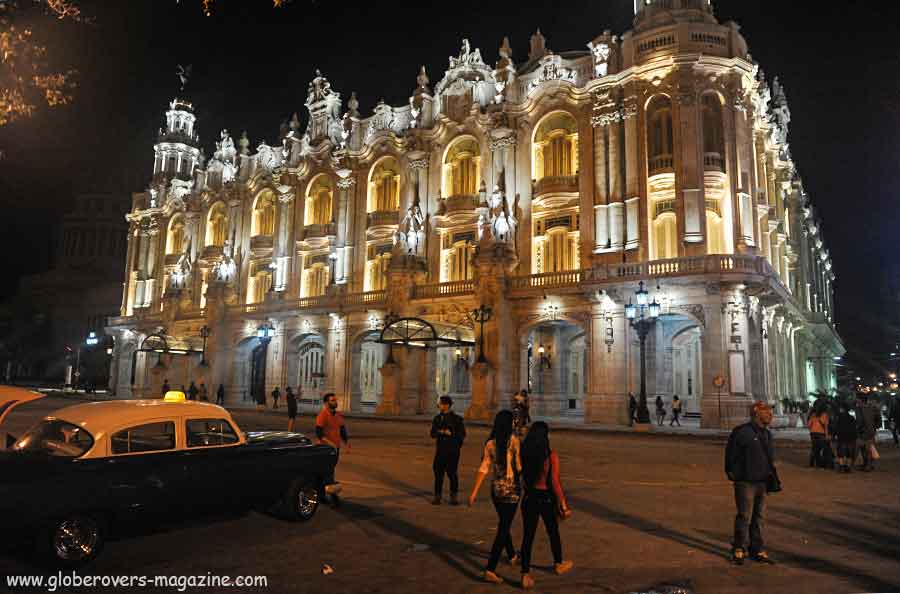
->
[519,421,573,589]
[468,410,522,584]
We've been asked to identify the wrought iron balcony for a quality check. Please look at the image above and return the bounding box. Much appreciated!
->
[302,223,336,240]
[367,210,399,228]
[533,175,579,197]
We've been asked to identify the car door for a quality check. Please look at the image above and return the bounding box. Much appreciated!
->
[102,420,189,523]
[178,417,247,510]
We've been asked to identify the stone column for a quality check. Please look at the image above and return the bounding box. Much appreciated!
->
[466,233,518,420]
[676,89,704,248]
[622,96,641,255]
[335,174,355,285]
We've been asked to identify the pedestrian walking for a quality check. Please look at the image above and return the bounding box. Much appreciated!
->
[655,396,666,426]
[271,386,281,409]
[431,395,466,505]
[316,393,349,506]
[807,405,830,468]
[513,390,531,437]
[889,395,900,447]
[670,395,682,427]
[187,381,199,401]
[199,383,208,402]
[833,404,857,473]
[468,410,522,584]
[725,401,778,566]
[518,421,574,589]
[856,395,881,471]
[161,379,171,397]
[627,393,637,426]
[215,383,225,405]
[255,388,266,411]
[286,386,298,432]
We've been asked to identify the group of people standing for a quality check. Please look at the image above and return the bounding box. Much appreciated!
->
[428,390,572,589]
[160,378,225,405]
[807,393,884,473]
[626,393,683,426]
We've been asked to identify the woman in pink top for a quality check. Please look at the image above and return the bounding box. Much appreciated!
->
[518,421,573,589]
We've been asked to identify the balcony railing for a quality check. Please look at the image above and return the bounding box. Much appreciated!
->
[367,210,399,228]
[303,223,336,240]
[444,194,479,213]
[249,234,274,250]
[344,290,387,306]
[533,175,579,197]
[648,154,675,176]
[703,152,725,173]
[508,269,582,291]
[508,255,774,295]
[413,280,475,299]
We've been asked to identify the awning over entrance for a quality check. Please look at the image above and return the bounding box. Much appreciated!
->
[377,317,475,349]
[138,332,203,355]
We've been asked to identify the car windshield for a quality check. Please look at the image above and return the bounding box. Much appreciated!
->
[14,419,94,458]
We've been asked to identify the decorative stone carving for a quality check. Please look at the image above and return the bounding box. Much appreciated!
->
[306,69,333,105]
[588,32,615,78]
[526,53,577,95]
[673,304,707,328]
[336,176,356,190]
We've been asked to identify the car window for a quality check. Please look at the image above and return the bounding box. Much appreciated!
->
[14,419,94,458]
[111,421,176,454]
[186,419,239,448]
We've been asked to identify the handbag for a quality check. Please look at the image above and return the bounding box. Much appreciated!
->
[757,428,782,493]
[869,443,880,461]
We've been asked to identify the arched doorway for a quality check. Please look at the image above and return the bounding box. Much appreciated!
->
[286,333,327,413]
[350,330,387,412]
[521,320,587,418]
[232,337,268,406]
[646,314,703,417]
[671,325,702,415]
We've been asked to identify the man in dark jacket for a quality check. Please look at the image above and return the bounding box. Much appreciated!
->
[430,396,466,505]
[857,395,881,471]
[725,401,777,565]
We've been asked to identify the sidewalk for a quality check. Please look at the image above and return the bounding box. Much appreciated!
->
[224,402,897,446]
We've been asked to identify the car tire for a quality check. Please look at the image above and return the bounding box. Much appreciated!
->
[281,476,320,522]
[41,514,105,567]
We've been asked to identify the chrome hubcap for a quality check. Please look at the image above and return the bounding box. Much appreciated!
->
[297,485,319,517]
[53,517,99,561]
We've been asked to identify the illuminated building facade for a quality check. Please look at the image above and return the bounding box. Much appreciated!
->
[108,0,842,426]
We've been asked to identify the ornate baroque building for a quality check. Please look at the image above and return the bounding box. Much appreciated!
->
[108,0,842,427]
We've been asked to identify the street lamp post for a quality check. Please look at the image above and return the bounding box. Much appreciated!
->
[199,325,210,367]
[625,281,661,424]
[471,305,493,364]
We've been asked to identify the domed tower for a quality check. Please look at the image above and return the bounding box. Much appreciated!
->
[152,98,201,182]
[633,0,717,32]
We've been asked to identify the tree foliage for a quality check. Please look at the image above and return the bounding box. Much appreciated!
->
[0,0,79,128]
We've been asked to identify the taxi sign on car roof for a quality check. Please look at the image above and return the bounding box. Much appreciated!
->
[163,391,186,403]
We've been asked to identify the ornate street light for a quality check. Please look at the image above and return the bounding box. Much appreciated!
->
[257,321,275,343]
[471,304,493,364]
[538,343,552,369]
[626,280,661,424]
[199,325,211,367]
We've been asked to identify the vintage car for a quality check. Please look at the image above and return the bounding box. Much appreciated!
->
[0,392,337,566]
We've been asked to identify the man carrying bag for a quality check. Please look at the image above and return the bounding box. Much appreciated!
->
[725,401,780,566]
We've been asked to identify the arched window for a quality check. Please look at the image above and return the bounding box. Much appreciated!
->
[447,239,473,281]
[533,112,579,179]
[166,216,185,255]
[701,93,725,172]
[304,263,329,297]
[368,157,400,213]
[653,213,678,260]
[647,96,674,175]
[206,202,228,247]
[251,191,276,236]
[247,266,273,304]
[706,209,725,254]
[545,227,575,272]
[442,137,480,198]
[305,176,333,226]
[365,249,392,292]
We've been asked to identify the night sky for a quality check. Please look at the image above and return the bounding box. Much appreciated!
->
[0,0,897,368]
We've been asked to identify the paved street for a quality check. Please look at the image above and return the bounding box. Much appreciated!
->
[2,397,900,594]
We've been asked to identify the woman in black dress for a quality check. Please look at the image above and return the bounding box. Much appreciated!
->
[286,386,298,432]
